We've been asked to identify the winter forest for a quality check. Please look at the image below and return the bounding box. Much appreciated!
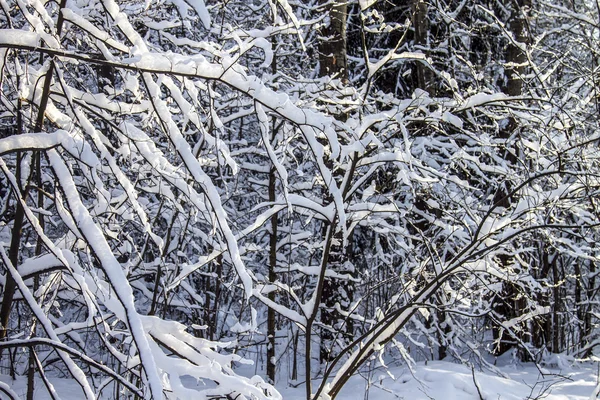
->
[2,0,600,398]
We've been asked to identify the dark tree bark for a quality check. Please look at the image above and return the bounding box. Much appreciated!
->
[317,0,352,364]
[491,0,532,357]
[0,160,25,344]
[318,1,348,80]
[412,0,433,94]
[505,0,531,96]
[267,132,279,384]
[0,0,68,347]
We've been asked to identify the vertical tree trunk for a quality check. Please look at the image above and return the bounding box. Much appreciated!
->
[0,154,25,375]
[505,0,531,96]
[317,0,350,364]
[491,0,532,357]
[412,0,433,94]
[26,153,44,400]
[149,210,178,316]
[211,254,223,341]
[585,260,596,353]
[551,255,561,353]
[0,155,24,346]
[267,133,279,384]
[203,274,211,339]
[291,326,299,381]
[265,35,280,385]
[318,1,348,80]
[0,0,68,344]
[573,260,584,347]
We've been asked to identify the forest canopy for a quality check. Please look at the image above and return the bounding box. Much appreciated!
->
[1,0,600,399]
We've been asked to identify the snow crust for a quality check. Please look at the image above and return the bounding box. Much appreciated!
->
[5,360,599,400]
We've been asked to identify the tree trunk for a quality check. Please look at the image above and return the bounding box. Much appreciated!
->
[317,0,351,364]
[0,157,24,344]
[0,0,68,344]
[491,0,532,358]
[505,0,531,96]
[412,0,433,94]
[585,260,596,353]
[267,132,279,384]
[318,1,348,80]
[552,254,561,353]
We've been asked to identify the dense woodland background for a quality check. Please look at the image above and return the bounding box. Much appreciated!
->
[1,0,600,399]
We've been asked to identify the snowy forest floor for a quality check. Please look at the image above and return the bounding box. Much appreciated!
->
[3,356,599,399]
[277,358,599,400]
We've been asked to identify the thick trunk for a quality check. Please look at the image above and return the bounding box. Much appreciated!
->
[318,1,348,79]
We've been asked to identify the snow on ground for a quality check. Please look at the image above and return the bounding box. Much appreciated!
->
[1,373,87,400]
[279,359,600,400]
[1,359,599,399]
